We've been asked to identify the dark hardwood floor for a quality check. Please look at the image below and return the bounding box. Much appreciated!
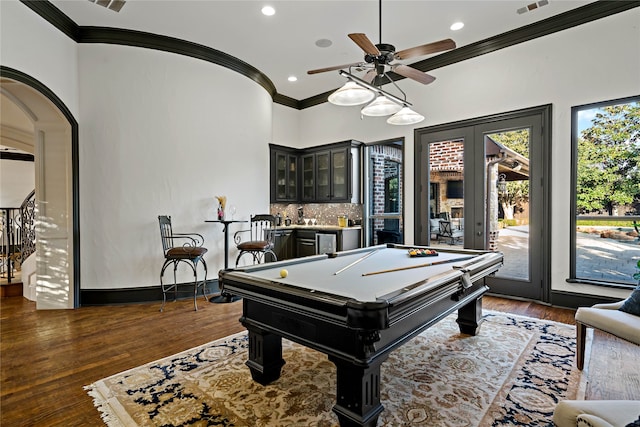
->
[0,295,637,426]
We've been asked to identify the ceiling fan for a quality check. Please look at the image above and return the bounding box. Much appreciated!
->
[307,0,456,85]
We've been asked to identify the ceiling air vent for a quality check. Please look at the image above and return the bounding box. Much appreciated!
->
[88,0,126,13]
[517,0,549,15]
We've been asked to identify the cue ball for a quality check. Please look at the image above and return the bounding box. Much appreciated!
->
[280,269,288,278]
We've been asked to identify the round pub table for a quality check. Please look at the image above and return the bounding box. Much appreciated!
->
[205,219,246,303]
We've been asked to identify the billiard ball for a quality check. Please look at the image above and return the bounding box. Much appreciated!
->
[280,269,288,278]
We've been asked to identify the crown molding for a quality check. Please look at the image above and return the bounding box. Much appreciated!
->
[298,1,640,109]
[0,151,35,162]
[20,0,80,41]
[18,1,640,110]
[78,26,278,97]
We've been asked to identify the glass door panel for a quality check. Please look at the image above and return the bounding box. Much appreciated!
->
[485,129,531,282]
[415,106,549,301]
[427,139,465,248]
[363,139,404,247]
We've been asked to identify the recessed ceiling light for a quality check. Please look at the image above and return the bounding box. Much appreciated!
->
[288,76,297,82]
[261,6,275,16]
[450,22,464,31]
[315,39,333,48]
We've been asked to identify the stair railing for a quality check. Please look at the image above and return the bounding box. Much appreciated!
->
[0,190,35,284]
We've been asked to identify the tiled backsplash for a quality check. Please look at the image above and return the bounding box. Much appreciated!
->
[270,203,364,226]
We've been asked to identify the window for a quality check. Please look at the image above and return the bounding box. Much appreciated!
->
[570,95,640,288]
[446,180,463,199]
[384,159,400,213]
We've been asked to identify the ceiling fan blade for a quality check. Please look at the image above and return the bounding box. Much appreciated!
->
[363,70,377,83]
[394,38,456,60]
[392,65,436,85]
[348,33,381,56]
[307,62,363,75]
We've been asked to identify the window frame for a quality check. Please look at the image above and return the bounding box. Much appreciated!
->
[569,94,640,289]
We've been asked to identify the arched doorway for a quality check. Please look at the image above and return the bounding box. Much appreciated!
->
[0,67,79,309]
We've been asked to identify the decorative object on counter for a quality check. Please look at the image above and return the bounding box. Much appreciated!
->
[337,215,348,227]
[215,195,227,220]
[297,206,304,225]
[275,212,282,226]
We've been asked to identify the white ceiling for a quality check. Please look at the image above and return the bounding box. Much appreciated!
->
[50,1,595,100]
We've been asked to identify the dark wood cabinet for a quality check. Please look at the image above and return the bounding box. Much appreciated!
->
[270,141,361,203]
[273,227,363,260]
[295,230,317,258]
[270,146,298,203]
[300,153,315,201]
[313,147,351,202]
[273,229,295,260]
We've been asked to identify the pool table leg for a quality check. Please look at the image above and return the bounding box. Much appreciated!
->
[245,327,285,385]
[456,297,484,336]
[329,355,386,427]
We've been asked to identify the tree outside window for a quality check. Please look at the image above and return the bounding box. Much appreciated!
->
[571,96,640,287]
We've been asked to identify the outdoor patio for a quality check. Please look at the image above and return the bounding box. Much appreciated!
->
[433,225,640,285]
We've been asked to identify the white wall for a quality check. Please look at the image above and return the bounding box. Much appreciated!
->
[78,44,273,289]
[0,160,34,207]
[0,0,79,118]
[272,103,300,148]
[286,9,640,299]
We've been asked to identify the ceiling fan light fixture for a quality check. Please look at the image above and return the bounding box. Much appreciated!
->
[387,107,425,125]
[328,81,375,106]
[361,95,402,117]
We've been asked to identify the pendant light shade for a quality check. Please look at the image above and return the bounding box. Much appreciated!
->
[386,107,425,125]
[327,70,425,125]
[328,81,375,106]
[361,95,403,117]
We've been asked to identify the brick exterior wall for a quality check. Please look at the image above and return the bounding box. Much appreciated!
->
[429,141,464,219]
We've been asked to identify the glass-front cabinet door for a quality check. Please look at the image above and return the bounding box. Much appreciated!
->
[275,152,288,200]
[301,154,315,201]
[270,146,298,203]
[287,155,297,200]
[332,149,348,200]
[315,151,331,201]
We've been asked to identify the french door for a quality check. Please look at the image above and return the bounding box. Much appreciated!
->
[414,106,551,302]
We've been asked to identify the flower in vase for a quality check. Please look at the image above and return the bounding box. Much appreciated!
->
[215,195,227,220]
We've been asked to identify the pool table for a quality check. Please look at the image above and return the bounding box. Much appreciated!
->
[218,243,503,427]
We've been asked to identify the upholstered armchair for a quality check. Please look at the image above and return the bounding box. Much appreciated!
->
[554,289,640,427]
[575,296,640,370]
[553,400,640,427]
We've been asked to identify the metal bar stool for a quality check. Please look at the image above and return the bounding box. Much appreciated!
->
[158,215,208,311]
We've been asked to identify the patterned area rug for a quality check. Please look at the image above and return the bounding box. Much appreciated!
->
[85,312,583,426]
